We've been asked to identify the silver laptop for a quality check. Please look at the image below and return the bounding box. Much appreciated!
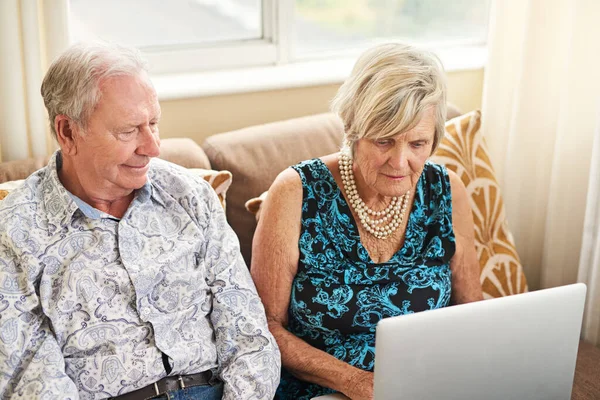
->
[313,283,586,400]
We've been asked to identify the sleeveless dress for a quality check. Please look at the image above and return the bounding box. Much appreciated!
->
[275,159,455,400]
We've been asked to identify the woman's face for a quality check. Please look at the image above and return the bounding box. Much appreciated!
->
[353,107,436,199]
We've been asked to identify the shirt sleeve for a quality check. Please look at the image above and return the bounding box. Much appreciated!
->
[0,238,79,399]
[202,189,281,400]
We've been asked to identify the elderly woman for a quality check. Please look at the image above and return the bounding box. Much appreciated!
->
[251,43,484,400]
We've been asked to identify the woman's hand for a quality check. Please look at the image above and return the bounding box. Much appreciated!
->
[343,369,374,400]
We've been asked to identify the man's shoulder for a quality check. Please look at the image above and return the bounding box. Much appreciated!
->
[0,168,47,212]
[148,158,213,197]
[0,168,48,233]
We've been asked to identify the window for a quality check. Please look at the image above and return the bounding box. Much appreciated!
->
[69,0,275,73]
[293,0,491,58]
[70,0,263,48]
[69,0,490,75]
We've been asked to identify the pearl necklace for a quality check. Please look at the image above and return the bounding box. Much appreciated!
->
[338,153,410,239]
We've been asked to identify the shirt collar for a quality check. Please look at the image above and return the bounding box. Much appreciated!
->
[42,151,160,233]
[42,151,80,234]
[67,192,108,220]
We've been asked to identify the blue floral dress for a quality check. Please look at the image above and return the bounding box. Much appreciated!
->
[275,158,455,399]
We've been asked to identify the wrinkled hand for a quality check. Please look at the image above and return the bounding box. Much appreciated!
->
[343,370,374,400]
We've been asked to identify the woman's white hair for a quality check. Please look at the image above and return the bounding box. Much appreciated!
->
[331,43,447,156]
[41,42,148,139]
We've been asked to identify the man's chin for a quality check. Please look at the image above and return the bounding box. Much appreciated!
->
[120,175,149,192]
[132,176,149,190]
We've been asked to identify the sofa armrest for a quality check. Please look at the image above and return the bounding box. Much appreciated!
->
[0,157,50,184]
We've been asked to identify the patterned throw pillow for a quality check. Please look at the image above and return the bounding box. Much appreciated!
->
[431,110,528,298]
[187,169,232,211]
[245,191,268,221]
[0,170,232,211]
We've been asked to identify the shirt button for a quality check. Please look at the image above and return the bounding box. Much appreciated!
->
[140,308,150,320]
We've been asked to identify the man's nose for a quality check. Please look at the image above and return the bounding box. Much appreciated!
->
[137,126,160,158]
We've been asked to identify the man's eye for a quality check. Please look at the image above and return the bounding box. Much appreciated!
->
[376,140,392,146]
[118,131,136,140]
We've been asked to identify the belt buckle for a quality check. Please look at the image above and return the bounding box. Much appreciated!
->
[154,381,160,396]
[178,375,186,389]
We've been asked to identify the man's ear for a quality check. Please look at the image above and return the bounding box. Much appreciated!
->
[55,115,79,156]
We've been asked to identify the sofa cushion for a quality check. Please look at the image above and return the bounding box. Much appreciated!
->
[159,138,211,169]
[203,113,344,265]
[430,110,528,298]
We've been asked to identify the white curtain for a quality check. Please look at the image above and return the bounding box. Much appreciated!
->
[578,115,600,346]
[482,0,600,345]
[0,0,69,162]
[482,0,600,297]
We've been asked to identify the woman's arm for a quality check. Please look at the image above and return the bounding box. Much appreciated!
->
[251,168,373,400]
[447,170,484,304]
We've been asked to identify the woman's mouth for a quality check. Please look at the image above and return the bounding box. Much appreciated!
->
[383,173,406,181]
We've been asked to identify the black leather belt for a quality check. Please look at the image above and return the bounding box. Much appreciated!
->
[111,370,214,400]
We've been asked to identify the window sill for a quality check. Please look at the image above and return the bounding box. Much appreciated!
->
[152,45,487,101]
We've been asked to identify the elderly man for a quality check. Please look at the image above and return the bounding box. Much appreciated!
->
[0,44,280,400]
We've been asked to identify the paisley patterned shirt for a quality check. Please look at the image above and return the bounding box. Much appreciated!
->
[276,159,454,399]
[0,152,280,400]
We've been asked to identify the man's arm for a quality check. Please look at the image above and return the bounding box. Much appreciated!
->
[0,238,79,399]
[202,189,281,400]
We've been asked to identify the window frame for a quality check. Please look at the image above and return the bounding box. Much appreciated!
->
[66,0,489,99]
[137,0,279,74]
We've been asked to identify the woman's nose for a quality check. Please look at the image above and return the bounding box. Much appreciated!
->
[388,145,409,170]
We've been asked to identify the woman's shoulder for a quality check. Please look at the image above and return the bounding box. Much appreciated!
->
[421,161,451,188]
[291,156,329,172]
[269,167,303,202]
[422,161,470,214]
[424,161,463,188]
[423,160,448,176]
[290,153,338,184]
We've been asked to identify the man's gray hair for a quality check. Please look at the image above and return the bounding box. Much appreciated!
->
[41,42,148,139]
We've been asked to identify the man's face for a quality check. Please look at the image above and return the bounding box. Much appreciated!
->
[67,73,161,200]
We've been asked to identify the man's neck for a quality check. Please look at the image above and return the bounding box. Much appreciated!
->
[57,154,135,219]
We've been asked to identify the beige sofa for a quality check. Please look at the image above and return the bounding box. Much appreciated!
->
[1,110,599,398]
